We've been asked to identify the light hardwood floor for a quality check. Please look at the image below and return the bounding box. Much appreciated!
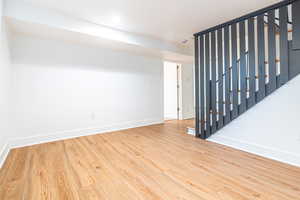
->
[0,120,300,200]
[185,118,195,128]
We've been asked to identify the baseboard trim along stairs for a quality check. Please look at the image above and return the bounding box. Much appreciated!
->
[186,127,300,167]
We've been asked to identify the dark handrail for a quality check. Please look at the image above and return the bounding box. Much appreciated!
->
[194,0,297,36]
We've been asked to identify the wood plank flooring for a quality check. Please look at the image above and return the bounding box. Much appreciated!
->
[0,120,300,200]
[184,118,195,128]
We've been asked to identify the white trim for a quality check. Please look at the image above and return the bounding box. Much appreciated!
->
[10,119,163,149]
[208,135,300,167]
[186,127,196,136]
[177,64,183,120]
[0,118,163,168]
[181,113,195,120]
[0,143,10,169]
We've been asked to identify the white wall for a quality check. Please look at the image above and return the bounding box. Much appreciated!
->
[9,33,164,147]
[209,75,300,167]
[180,63,194,119]
[164,61,178,120]
[0,0,12,167]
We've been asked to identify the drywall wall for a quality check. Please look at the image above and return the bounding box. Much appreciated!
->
[163,61,178,120]
[9,33,164,147]
[209,75,300,167]
[180,63,194,119]
[0,0,12,167]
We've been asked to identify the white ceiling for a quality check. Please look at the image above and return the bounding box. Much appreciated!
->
[21,0,281,45]
[7,18,194,63]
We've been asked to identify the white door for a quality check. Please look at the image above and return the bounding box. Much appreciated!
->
[164,61,178,120]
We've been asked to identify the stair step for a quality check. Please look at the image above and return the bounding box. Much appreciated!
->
[186,127,196,136]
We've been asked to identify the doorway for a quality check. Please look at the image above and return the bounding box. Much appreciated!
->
[163,61,181,120]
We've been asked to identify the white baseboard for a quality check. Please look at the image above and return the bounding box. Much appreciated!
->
[0,143,10,169]
[182,113,195,120]
[208,135,300,167]
[0,118,163,169]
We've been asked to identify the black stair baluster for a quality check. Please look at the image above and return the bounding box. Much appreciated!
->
[239,21,247,114]
[248,17,256,108]
[267,10,277,94]
[210,31,217,133]
[279,6,289,85]
[231,24,239,119]
[217,29,224,129]
[193,1,299,139]
[205,33,211,138]
[224,26,231,125]
[257,14,266,102]
[199,35,206,138]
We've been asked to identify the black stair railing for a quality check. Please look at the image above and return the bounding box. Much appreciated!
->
[194,0,300,139]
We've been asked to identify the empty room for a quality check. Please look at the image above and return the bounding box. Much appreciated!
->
[0,0,300,199]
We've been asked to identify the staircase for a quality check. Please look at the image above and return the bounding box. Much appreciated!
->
[193,0,300,139]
